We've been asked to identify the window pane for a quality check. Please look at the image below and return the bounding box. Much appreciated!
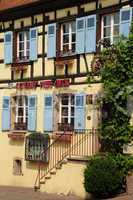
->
[19,33,24,41]
[122,10,130,21]
[72,44,75,52]
[71,96,75,105]
[87,18,94,28]
[62,107,68,116]
[76,96,84,106]
[19,43,24,51]
[31,30,36,39]
[113,25,119,36]
[104,15,111,26]
[27,41,30,49]
[63,45,69,53]
[72,33,76,43]
[104,27,111,37]
[62,118,68,124]
[19,51,24,59]
[71,107,74,116]
[48,26,55,35]
[63,34,69,44]
[114,13,119,24]
[77,19,84,30]
[18,97,23,106]
[3,99,9,108]
[29,97,35,107]
[71,22,76,32]
[45,97,52,107]
[62,96,69,105]
[5,34,11,42]
[26,32,30,40]
[18,108,24,116]
[71,118,74,126]
[63,23,69,33]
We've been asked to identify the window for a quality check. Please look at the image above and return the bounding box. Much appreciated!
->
[102,12,120,44]
[17,31,30,61]
[61,22,76,55]
[16,96,28,124]
[13,158,22,176]
[25,133,49,162]
[13,96,28,130]
[59,95,75,130]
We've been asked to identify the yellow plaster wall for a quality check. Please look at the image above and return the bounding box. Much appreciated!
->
[0,133,89,199]
[0,84,101,196]
[0,134,37,187]
[14,17,32,29]
[101,0,119,7]
[4,21,12,29]
[38,35,43,55]
[45,12,55,21]
[34,14,43,23]
[80,54,94,73]
[40,161,89,199]
[0,64,11,80]
[56,7,78,19]
[81,2,96,12]
[34,58,42,77]
[23,65,31,79]
[0,41,4,59]
[45,58,54,76]
[68,59,77,74]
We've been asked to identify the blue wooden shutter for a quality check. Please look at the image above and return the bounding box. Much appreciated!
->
[76,17,86,54]
[85,15,96,53]
[74,94,86,131]
[30,28,38,61]
[44,95,53,132]
[28,96,37,131]
[47,23,56,58]
[4,31,13,64]
[2,96,10,131]
[120,7,132,37]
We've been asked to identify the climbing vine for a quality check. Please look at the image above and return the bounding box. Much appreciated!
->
[99,22,133,154]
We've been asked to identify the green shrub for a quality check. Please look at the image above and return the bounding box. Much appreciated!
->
[84,155,126,198]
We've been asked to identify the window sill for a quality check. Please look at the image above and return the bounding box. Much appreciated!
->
[52,132,72,142]
[8,131,26,140]
[57,51,76,58]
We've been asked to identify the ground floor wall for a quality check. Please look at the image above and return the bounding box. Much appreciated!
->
[0,83,101,198]
[0,133,90,198]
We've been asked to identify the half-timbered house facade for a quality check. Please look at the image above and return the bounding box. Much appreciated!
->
[0,0,132,198]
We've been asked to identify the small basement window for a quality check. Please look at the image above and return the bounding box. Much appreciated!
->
[13,158,22,176]
[25,133,50,162]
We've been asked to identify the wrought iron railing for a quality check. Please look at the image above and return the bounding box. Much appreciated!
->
[34,129,100,190]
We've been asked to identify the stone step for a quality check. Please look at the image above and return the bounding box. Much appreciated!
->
[34,186,40,191]
[50,169,56,175]
[40,181,46,184]
[45,174,51,179]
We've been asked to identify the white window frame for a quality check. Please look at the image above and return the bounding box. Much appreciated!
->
[17,31,30,60]
[59,94,74,125]
[61,22,76,52]
[15,96,28,124]
[101,12,120,44]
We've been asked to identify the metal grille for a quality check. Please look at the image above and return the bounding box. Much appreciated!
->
[25,133,50,162]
